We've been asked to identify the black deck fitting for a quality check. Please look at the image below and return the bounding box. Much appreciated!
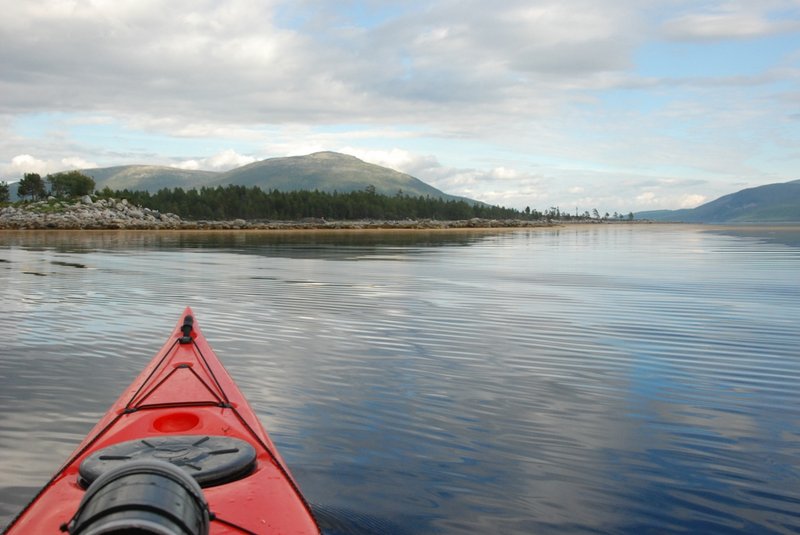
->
[179,315,194,344]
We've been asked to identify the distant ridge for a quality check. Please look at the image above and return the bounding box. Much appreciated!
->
[636,179,800,223]
[76,152,472,203]
[86,165,218,192]
[213,152,453,198]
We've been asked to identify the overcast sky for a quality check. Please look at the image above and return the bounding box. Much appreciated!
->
[2,0,799,212]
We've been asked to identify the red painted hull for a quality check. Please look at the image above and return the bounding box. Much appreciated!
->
[4,307,320,534]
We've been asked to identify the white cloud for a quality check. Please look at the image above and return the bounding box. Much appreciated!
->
[0,0,646,130]
[61,156,97,169]
[7,154,53,177]
[393,159,551,207]
[206,149,257,170]
[636,191,658,205]
[489,167,522,180]
[174,159,201,171]
[679,194,708,208]
[174,149,256,171]
[340,147,440,177]
[10,154,48,175]
[662,3,800,40]
[632,192,711,211]
[2,154,98,178]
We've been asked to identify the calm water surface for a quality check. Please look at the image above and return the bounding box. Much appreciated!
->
[1,225,799,534]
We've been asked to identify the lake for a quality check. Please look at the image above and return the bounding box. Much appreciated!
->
[1,224,799,534]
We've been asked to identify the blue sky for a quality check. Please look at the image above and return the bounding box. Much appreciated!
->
[1,0,799,212]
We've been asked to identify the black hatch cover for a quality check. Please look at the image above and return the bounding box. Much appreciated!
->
[79,435,257,488]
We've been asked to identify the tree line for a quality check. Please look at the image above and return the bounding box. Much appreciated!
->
[1,171,633,221]
[9,171,96,201]
[96,184,547,221]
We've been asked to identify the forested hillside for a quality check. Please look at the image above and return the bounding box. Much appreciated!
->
[100,185,541,221]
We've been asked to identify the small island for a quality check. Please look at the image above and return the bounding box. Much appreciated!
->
[0,168,629,230]
[0,196,560,230]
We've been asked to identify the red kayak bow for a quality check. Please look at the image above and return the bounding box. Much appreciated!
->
[4,307,320,534]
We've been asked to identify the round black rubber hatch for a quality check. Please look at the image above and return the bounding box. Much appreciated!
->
[79,435,257,488]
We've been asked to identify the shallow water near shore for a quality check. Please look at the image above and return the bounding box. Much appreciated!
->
[1,225,799,533]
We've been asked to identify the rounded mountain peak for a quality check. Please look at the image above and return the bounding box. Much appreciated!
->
[308,151,361,161]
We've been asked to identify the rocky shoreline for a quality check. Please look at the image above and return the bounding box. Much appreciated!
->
[0,197,554,231]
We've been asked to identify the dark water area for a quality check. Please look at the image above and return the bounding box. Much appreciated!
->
[1,225,799,534]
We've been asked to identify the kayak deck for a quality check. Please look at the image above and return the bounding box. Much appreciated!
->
[5,308,319,534]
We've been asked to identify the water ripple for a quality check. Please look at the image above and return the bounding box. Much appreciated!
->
[1,226,799,533]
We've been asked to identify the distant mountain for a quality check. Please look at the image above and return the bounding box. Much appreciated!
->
[214,152,449,197]
[76,152,469,202]
[85,165,218,192]
[6,165,214,201]
[636,179,800,223]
